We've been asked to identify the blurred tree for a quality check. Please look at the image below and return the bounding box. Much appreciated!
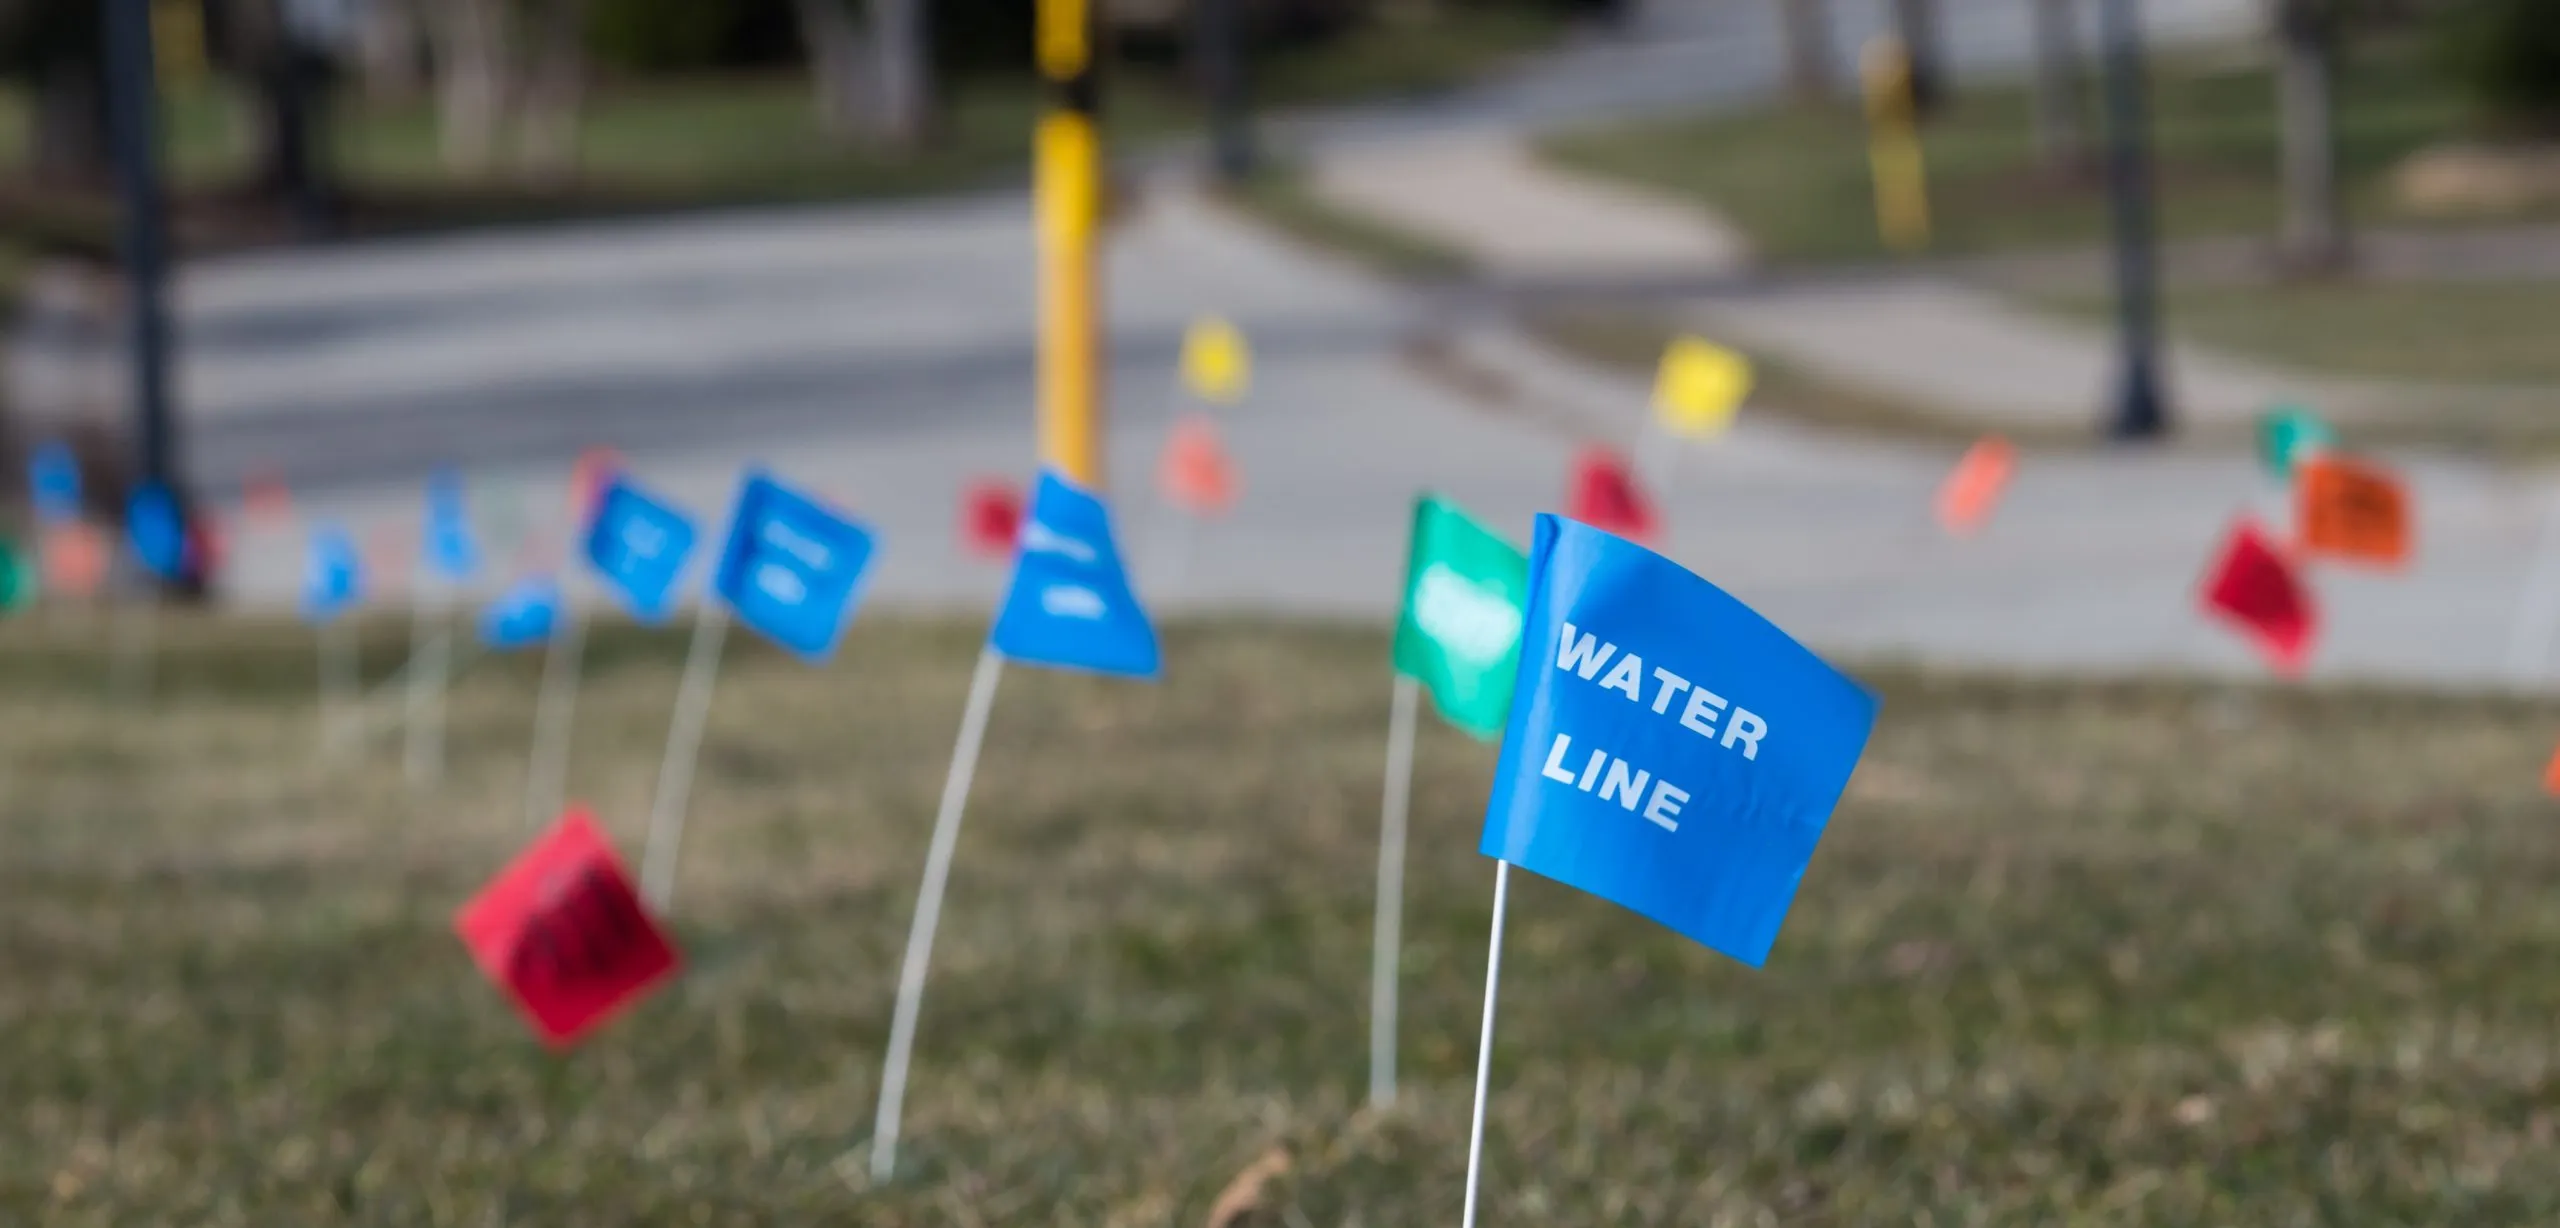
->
[2273,0,2346,268]
[0,0,114,184]
[2026,0,2085,170]
[424,0,589,181]
[791,0,934,148]
[1776,0,1835,103]
[2437,0,2560,132]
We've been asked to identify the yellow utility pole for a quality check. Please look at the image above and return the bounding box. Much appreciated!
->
[1861,36,1933,255]
[1037,0,1106,488]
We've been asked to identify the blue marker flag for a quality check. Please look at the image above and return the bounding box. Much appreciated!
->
[423,469,481,581]
[301,525,364,623]
[712,471,877,660]
[988,469,1158,678]
[30,442,80,523]
[480,576,562,650]
[1479,515,1878,967]
[127,482,188,580]
[583,475,698,622]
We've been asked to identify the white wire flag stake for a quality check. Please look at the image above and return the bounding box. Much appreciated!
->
[639,600,730,911]
[870,468,1159,1182]
[1368,672,1421,1109]
[2506,484,2560,686]
[1458,859,1513,1228]
[402,569,449,788]
[871,646,1006,1182]
[524,581,589,828]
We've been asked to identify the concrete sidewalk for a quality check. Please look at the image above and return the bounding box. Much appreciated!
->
[1306,130,2367,433]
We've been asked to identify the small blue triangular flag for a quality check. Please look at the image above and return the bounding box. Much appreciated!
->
[301,524,364,623]
[711,471,877,661]
[582,474,699,622]
[988,469,1158,678]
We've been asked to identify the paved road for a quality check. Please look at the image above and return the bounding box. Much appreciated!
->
[149,179,2560,692]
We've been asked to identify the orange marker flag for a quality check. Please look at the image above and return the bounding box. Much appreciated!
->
[1934,435,2015,537]
[1158,413,1238,516]
[39,523,108,600]
[2295,455,2411,569]
[2542,742,2560,797]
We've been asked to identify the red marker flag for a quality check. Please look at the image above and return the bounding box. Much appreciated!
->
[2198,518,2318,676]
[1934,435,2015,537]
[454,807,680,1048]
[961,479,1024,559]
[2542,742,2560,798]
[1566,446,1660,544]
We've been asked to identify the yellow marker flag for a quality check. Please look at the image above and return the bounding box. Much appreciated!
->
[1181,316,1251,404]
[1652,336,1752,438]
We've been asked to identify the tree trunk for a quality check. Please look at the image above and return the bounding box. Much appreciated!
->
[29,56,113,185]
[1890,0,1945,115]
[794,0,871,138]
[355,0,427,102]
[430,0,508,174]
[2275,1,2346,269]
[870,0,934,149]
[2027,0,2085,170]
[516,0,588,182]
[1777,0,1835,104]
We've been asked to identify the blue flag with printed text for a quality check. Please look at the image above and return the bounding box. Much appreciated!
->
[1479,514,1878,967]
[480,576,562,650]
[712,471,877,660]
[423,470,481,581]
[301,525,364,623]
[126,482,187,581]
[583,475,698,622]
[30,442,80,524]
[988,469,1158,678]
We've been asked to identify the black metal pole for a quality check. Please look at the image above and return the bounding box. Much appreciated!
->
[102,0,182,495]
[1199,0,1253,183]
[2097,0,2167,440]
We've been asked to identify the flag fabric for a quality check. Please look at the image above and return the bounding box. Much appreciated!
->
[2542,742,2560,798]
[1392,495,1529,740]
[1566,447,1660,544]
[126,482,188,580]
[29,442,80,524]
[2257,405,2337,479]
[1934,435,2016,537]
[40,523,107,599]
[1158,414,1238,516]
[2294,455,2411,569]
[961,480,1024,559]
[1181,315,1251,404]
[480,576,562,650]
[300,525,364,623]
[1653,336,1752,439]
[583,475,700,622]
[1478,514,1879,967]
[711,471,878,660]
[242,472,295,525]
[989,469,1159,678]
[422,470,482,582]
[569,447,624,526]
[0,538,33,611]
[454,807,680,1048]
[2199,518,2317,675]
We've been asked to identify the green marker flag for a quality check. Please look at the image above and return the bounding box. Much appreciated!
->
[1369,493,1526,1109]
[2258,404,2337,479]
[1391,495,1530,739]
[0,539,35,613]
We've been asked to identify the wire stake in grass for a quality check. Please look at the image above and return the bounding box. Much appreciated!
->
[1369,673,1421,1109]
[872,646,1006,1183]
[640,600,731,912]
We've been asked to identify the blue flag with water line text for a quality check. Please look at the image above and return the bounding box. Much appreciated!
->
[1479,514,1878,967]
[988,469,1158,678]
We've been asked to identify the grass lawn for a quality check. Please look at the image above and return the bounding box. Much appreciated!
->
[6,615,2560,1223]
[2034,278,2560,387]
[1541,44,2532,265]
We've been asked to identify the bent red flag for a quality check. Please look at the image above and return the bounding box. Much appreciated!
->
[1566,446,1660,544]
[2199,518,2318,676]
[455,806,680,1048]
